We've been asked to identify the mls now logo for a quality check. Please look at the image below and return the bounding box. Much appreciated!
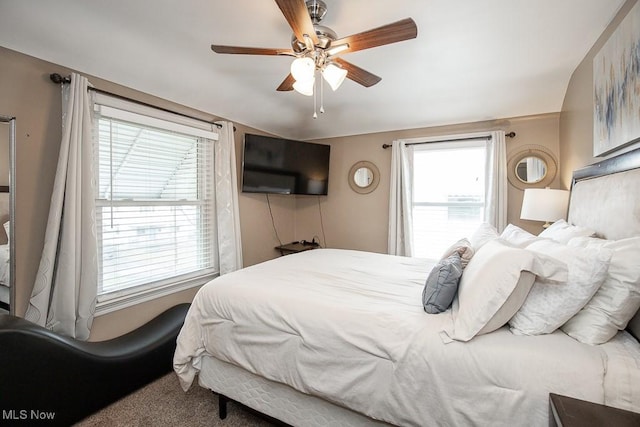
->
[2,409,56,420]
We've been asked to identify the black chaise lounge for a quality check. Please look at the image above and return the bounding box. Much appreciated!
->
[0,303,190,426]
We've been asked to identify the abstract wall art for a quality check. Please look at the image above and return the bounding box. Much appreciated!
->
[593,2,640,157]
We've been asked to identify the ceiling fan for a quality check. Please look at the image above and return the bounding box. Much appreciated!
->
[211,0,418,96]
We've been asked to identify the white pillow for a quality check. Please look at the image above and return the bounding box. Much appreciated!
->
[500,224,538,248]
[443,239,567,342]
[440,238,474,268]
[2,221,8,243]
[509,239,612,335]
[561,236,640,345]
[538,219,595,244]
[469,223,498,251]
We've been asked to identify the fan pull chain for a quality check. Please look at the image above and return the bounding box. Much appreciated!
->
[313,72,318,119]
[320,76,325,114]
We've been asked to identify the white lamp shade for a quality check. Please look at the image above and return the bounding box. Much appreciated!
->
[293,77,315,96]
[290,57,315,82]
[520,188,570,222]
[322,63,348,91]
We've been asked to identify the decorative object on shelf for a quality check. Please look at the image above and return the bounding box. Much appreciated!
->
[520,187,570,229]
[210,0,417,118]
[593,1,640,157]
[275,240,319,256]
[507,145,557,190]
[348,161,380,194]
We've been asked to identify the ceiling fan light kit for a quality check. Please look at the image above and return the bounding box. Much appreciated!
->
[293,78,315,96]
[322,63,347,91]
[211,0,417,117]
[290,57,315,83]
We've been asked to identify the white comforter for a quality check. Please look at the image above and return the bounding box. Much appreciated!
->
[174,249,640,426]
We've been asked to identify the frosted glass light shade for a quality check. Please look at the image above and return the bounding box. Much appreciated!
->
[291,57,315,82]
[520,188,570,225]
[293,77,315,96]
[322,63,347,91]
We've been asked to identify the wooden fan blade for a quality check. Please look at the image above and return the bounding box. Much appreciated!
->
[333,58,382,88]
[332,18,417,54]
[274,0,319,46]
[211,45,295,56]
[277,73,295,91]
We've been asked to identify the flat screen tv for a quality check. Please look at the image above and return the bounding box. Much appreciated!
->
[241,134,330,195]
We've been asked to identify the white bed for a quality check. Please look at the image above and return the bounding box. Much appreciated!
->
[174,147,640,426]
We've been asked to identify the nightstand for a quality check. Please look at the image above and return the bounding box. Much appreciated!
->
[275,241,319,256]
[549,393,640,427]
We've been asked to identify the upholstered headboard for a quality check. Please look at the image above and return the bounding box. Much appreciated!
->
[567,147,640,341]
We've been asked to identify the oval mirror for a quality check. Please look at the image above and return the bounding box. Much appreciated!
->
[515,156,547,184]
[507,145,558,190]
[348,161,380,194]
[353,167,374,187]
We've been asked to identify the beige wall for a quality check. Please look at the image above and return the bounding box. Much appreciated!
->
[6,0,631,339]
[0,47,63,318]
[0,46,293,339]
[559,0,640,186]
[0,44,563,339]
[297,113,561,249]
[301,0,640,252]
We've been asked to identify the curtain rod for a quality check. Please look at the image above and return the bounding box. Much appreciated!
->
[381,132,516,149]
[49,73,224,129]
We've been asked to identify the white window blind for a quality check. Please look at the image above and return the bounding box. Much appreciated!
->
[412,140,487,259]
[95,106,218,301]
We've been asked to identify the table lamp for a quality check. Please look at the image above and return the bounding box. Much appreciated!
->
[520,188,570,229]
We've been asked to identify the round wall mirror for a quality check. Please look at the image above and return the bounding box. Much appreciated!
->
[515,156,547,184]
[507,145,557,190]
[348,161,380,194]
[354,167,374,187]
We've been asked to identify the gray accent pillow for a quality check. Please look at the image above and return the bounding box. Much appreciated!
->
[422,253,463,314]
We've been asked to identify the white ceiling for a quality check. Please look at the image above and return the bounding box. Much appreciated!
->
[0,0,625,141]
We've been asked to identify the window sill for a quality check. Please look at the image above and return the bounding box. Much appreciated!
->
[94,273,217,316]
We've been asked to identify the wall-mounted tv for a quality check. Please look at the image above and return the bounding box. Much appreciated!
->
[241,133,330,196]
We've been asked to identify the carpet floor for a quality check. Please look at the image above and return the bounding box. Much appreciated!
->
[75,373,275,427]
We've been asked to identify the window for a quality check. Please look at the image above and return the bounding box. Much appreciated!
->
[412,140,487,259]
[94,100,219,306]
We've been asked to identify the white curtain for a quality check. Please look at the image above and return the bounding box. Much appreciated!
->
[387,140,414,256]
[526,156,545,182]
[25,73,98,340]
[484,130,508,232]
[214,121,243,274]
